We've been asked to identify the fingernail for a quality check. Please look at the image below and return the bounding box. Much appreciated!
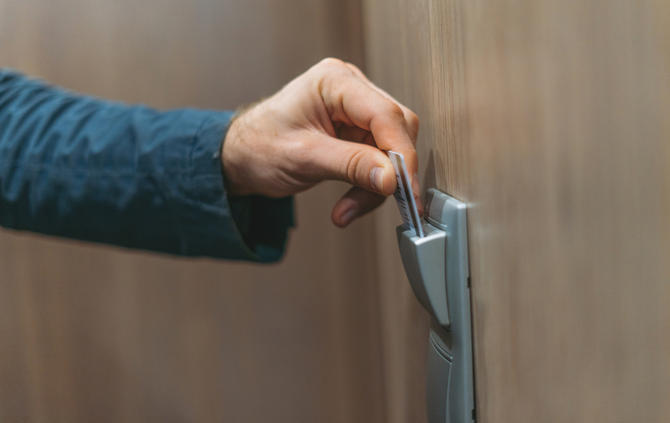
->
[341,208,357,226]
[370,167,385,192]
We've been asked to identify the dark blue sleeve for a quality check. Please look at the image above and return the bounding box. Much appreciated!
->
[0,69,294,262]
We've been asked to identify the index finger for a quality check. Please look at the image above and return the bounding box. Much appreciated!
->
[343,62,419,146]
[315,60,420,185]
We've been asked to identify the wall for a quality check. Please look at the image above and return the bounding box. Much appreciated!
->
[364,0,670,422]
[0,0,387,422]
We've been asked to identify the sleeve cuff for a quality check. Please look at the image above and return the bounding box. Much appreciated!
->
[173,112,295,262]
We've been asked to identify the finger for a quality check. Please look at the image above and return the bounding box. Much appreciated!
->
[331,186,387,227]
[337,125,370,143]
[344,63,419,145]
[340,63,422,211]
[302,132,424,215]
[338,125,377,147]
[320,72,417,171]
[317,66,421,210]
[298,132,397,195]
[337,126,377,148]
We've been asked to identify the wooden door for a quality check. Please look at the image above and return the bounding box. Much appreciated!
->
[364,0,670,422]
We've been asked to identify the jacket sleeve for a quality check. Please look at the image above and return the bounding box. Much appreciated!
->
[0,69,294,262]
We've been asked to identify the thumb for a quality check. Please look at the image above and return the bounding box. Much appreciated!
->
[301,133,397,196]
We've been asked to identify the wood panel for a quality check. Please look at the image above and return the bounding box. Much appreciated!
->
[364,0,670,422]
[0,1,387,422]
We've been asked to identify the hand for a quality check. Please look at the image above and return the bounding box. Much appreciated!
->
[222,58,422,227]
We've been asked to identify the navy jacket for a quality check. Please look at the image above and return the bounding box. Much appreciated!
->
[0,69,294,262]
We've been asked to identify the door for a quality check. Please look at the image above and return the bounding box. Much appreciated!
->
[365,0,670,422]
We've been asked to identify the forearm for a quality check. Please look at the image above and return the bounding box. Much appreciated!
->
[0,69,293,261]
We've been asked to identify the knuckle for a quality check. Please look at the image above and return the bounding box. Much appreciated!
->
[313,58,354,90]
[407,111,420,139]
[342,148,367,185]
[344,61,362,73]
[318,57,347,70]
[408,111,420,131]
[285,140,313,176]
[384,101,405,122]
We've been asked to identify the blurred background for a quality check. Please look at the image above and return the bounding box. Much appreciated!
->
[0,0,428,422]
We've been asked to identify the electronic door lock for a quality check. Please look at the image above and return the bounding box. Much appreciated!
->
[396,188,476,423]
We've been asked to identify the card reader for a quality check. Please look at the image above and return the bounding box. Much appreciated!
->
[396,188,475,423]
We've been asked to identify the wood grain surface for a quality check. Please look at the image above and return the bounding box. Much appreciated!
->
[364,0,670,422]
[0,1,388,422]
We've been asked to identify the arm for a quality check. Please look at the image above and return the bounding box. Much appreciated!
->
[0,59,421,262]
[0,69,293,261]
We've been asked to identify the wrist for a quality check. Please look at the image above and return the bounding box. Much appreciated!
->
[221,112,250,196]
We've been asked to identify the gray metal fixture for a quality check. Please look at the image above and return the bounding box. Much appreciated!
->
[396,188,475,423]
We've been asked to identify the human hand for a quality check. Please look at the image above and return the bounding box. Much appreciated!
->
[222,58,422,227]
